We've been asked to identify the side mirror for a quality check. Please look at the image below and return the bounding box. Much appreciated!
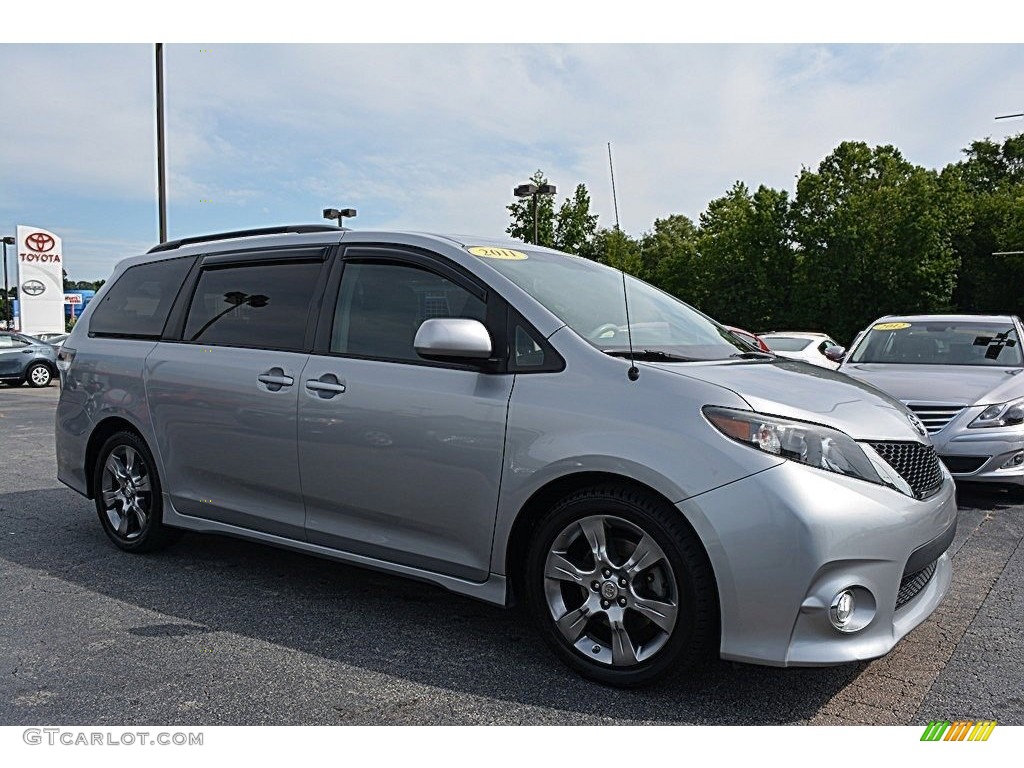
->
[824,346,846,363]
[414,318,492,361]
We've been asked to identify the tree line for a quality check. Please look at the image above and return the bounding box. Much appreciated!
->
[507,133,1024,344]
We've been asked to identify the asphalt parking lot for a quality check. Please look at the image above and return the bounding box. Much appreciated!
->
[1,385,1022,726]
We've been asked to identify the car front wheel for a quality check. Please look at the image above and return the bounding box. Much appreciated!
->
[525,484,718,687]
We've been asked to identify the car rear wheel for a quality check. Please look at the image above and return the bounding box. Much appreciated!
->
[93,431,180,553]
[26,363,52,388]
[524,484,718,687]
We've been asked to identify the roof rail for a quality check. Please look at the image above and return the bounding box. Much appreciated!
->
[147,225,345,254]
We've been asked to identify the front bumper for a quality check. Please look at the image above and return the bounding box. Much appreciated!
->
[930,421,1024,486]
[677,460,957,666]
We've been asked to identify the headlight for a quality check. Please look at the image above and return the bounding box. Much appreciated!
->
[969,398,1024,429]
[703,406,914,496]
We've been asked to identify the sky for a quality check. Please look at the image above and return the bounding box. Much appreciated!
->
[2,38,1023,279]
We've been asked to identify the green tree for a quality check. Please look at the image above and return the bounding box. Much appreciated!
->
[554,184,599,255]
[790,142,960,342]
[637,215,702,303]
[579,227,644,276]
[694,183,794,330]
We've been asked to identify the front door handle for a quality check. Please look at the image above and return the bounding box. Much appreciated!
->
[258,367,294,392]
[305,374,347,398]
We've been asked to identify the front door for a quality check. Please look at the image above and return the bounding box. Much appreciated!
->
[297,251,512,581]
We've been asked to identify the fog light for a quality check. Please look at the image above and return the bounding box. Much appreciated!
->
[1001,452,1024,469]
[830,590,856,630]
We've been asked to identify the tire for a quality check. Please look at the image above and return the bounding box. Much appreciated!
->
[523,484,718,687]
[92,430,181,553]
[25,363,52,388]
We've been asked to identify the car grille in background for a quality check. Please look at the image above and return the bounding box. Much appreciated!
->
[939,455,988,474]
[905,403,965,434]
[896,559,937,610]
[869,441,945,499]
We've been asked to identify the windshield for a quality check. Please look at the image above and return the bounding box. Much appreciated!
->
[475,247,748,361]
[763,337,814,352]
[849,321,1024,366]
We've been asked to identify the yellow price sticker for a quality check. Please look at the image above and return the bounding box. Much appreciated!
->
[468,246,528,260]
[873,322,911,331]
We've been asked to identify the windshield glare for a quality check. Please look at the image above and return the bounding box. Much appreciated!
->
[476,248,748,360]
[849,322,1024,366]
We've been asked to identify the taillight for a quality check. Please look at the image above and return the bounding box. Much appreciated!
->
[56,347,76,374]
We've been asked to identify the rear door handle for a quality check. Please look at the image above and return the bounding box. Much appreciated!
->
[305,374,346,398]
[258,367,294,391]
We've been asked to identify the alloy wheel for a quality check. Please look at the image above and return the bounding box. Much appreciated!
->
[100,444,153,541]
[543,514,679,667]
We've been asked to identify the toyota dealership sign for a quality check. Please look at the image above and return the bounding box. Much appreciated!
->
[17,225,65,335]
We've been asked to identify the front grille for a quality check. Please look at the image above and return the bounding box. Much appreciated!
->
[869,441,944,499]
[939,455,988,474]
[896,559,937,610]
[905,403,965,434]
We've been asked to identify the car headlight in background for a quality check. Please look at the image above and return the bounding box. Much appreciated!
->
[968,398,1024,428]
[703,406,915,496]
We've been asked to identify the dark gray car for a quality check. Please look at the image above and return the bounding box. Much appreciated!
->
[0,332,57,387]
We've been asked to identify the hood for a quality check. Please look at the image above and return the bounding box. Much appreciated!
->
[840,363,1024,406]
[644,358,925,442]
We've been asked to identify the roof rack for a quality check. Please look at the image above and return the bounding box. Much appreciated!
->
[147,225,345,254]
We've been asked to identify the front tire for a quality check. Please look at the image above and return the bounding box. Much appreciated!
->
[93,431,180,553]
[26,363,52,388]
[524,484,718,687]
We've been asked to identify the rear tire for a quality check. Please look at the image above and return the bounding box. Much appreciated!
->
[92,430,181,553]
[26,363,52,388]
[523,484,718,687]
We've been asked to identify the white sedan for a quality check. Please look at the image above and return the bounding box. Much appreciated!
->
[760,332,842,370]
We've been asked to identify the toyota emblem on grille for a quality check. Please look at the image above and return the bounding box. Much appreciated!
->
[25,232,55,252]
[21,280,46,297]
[907,412,927,437]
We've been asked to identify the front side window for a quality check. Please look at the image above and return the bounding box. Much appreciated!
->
[183,261,322,350]
[332,261,486,362]
[849,321,1024,366]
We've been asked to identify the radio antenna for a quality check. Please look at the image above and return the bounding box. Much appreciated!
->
[608,142,621,231]
[622,269,639,381]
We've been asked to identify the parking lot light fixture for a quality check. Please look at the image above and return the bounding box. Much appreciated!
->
[513,182,557,245]
[323,208,357,228]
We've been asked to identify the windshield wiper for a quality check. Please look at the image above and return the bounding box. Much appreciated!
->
[603,349,700,362]
[730,351,775,359]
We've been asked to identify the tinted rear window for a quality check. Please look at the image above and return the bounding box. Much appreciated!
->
[183,261,322,351]
[763,337,813,352]
[89,257,194,338]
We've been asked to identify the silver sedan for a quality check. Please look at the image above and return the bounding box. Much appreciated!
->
[840,314,1024,488]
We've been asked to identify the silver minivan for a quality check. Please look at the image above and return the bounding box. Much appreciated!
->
[55,226,957,686]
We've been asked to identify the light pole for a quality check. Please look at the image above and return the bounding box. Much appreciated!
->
[1,235,13,330]
[323,208,357,228]
[514,182,557,245]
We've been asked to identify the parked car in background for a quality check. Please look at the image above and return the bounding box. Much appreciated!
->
[840,314,1024,489]
[725,325,772,353]
[0,332,58,387]
[35,332,69,343]
[759,332,842,370]
[55,226,956,686]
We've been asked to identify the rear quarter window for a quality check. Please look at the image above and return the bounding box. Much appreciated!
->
[89,257,194,338]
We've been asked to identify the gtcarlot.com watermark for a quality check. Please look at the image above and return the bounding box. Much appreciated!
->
[23,728,203,747]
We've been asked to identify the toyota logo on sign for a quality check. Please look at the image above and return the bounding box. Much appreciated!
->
[25,232,55,252]
[21,280,46,297]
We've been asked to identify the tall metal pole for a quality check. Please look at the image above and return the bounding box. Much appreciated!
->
[156,44,168,243]
[2,239,9,329]
[533,193,538,245]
